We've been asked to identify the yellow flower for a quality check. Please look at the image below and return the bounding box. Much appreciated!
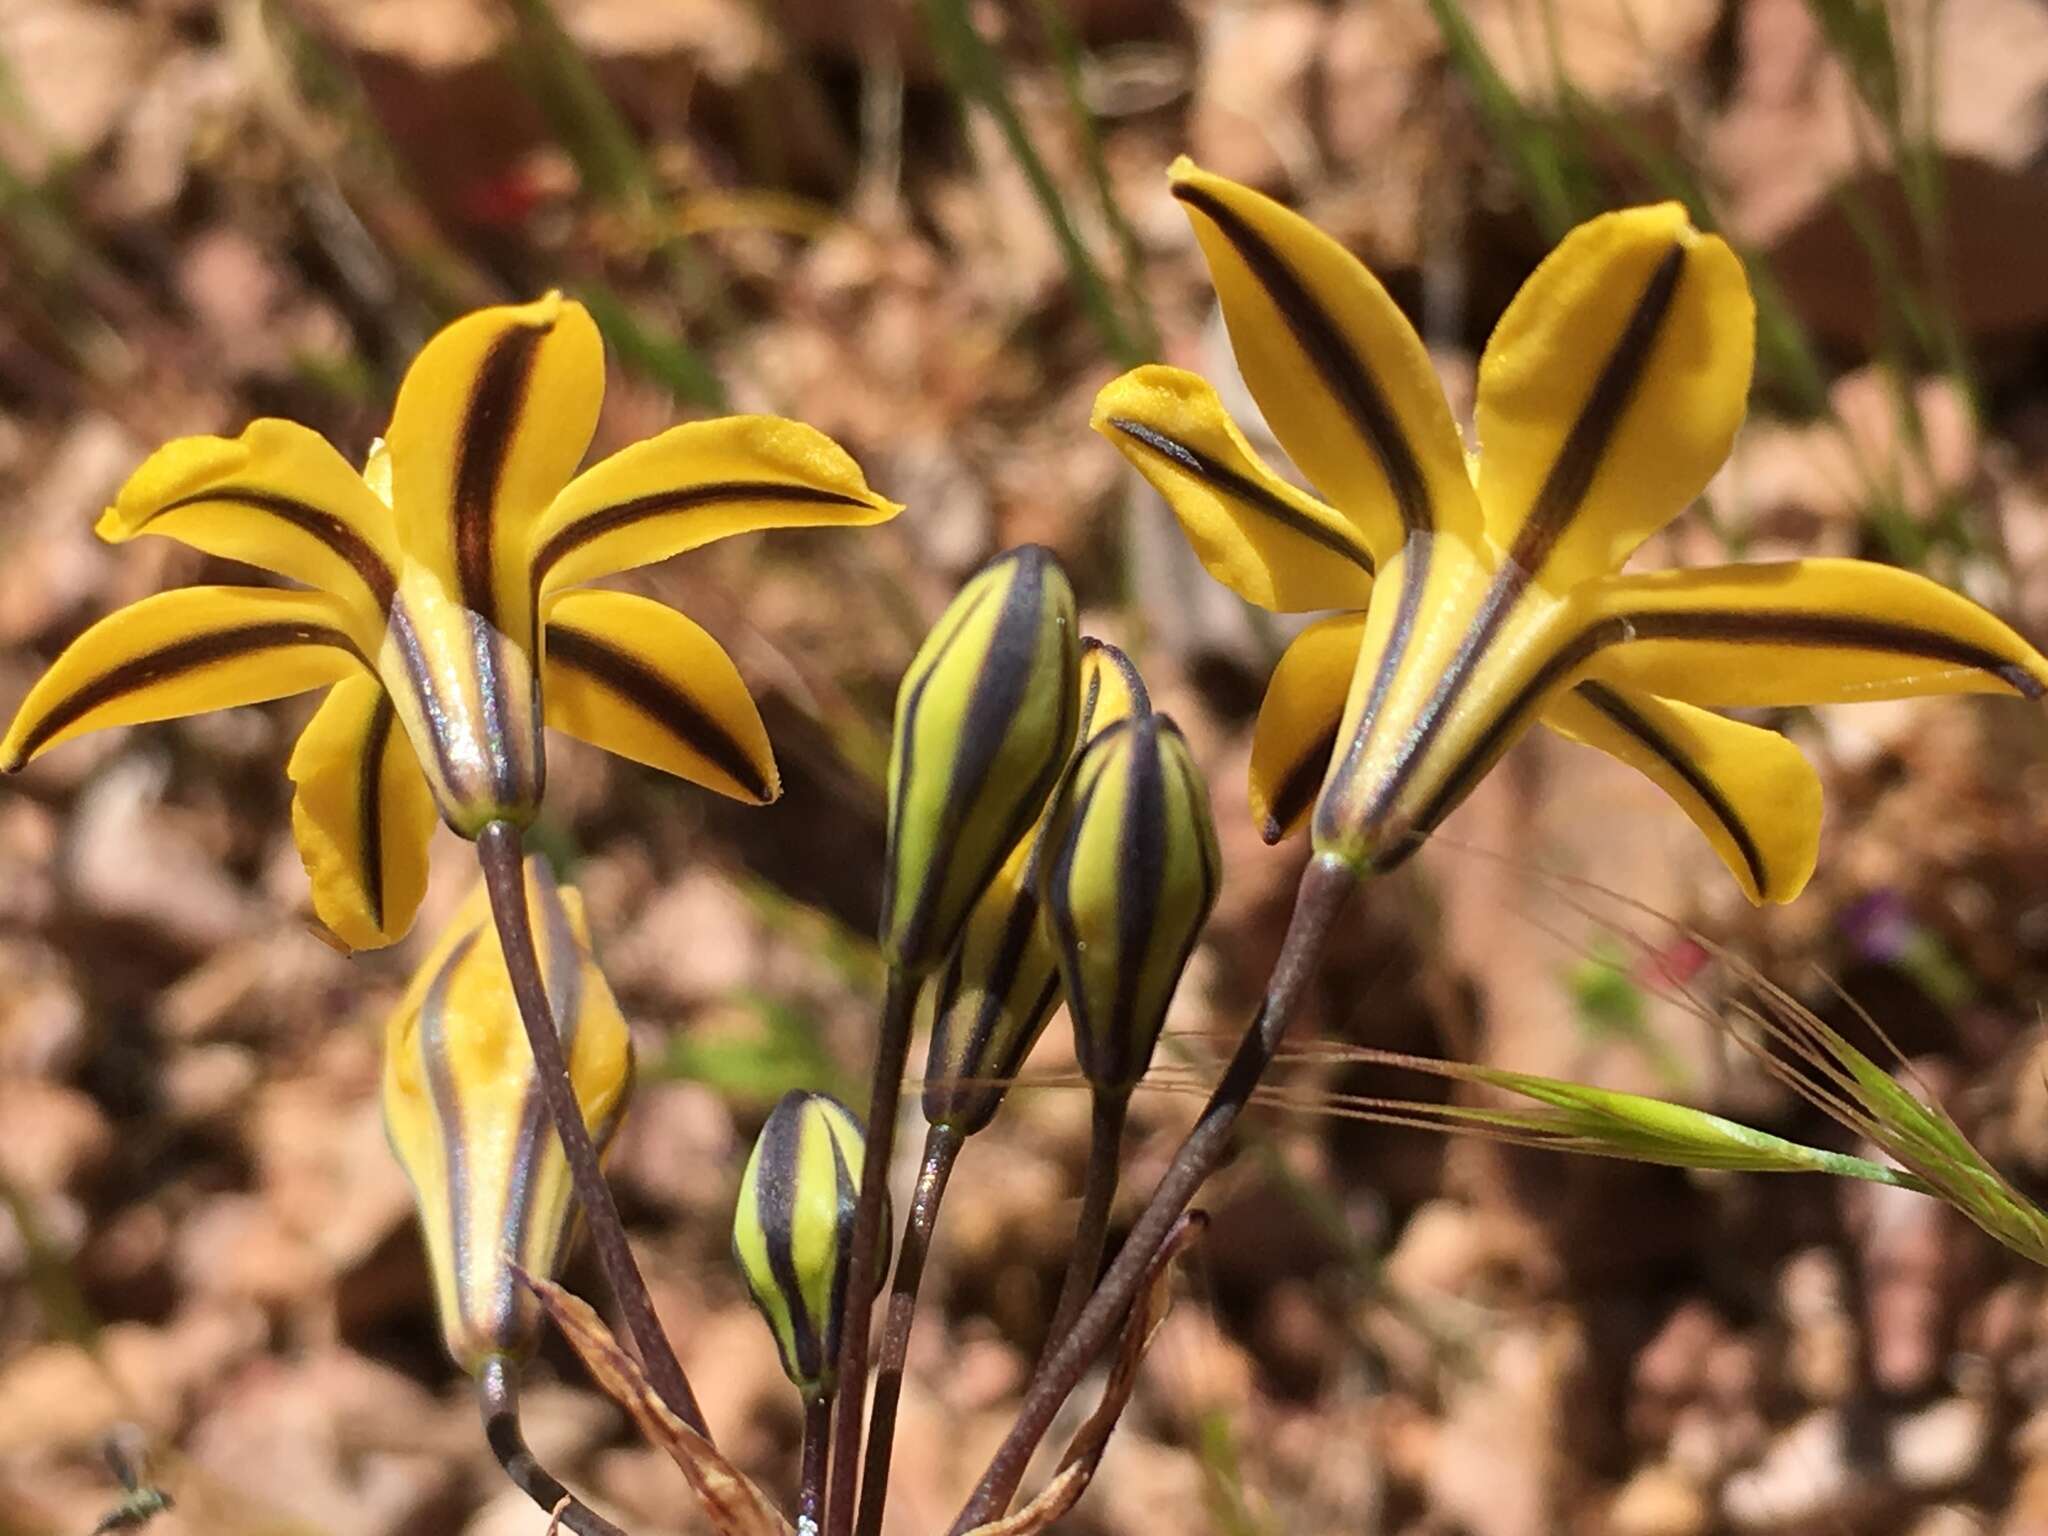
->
[382,856,632,1374]
[1094,161,2048,904]
[3,293,900,947]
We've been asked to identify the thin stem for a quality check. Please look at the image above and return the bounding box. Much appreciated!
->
[824,967,920,1536]
[855,1122,965,1536]
[474,820,710,1440]
[478,1355,626,1536]
[799,1393,832,1536]
[1046,1093,1128,1345]
[948,856,1355,1532]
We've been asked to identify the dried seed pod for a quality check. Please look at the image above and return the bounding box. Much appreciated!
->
[382,858,633,1373]
[922,639,1152,1135]
[732,1092,886,1399]
[1039,713,1221,1098]
[880,546,1079,974]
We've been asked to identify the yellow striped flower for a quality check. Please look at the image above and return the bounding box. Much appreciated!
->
[3,294,900,948]
[1095,162,2048,903]
[732,1091,881,1399]
[923,638,1150,1135]
[382,856,632,1374]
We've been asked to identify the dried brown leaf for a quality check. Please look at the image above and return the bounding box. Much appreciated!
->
[523,1273,793,1536]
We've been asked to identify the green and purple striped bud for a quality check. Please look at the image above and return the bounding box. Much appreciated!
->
[922,640,1152,1135]
[1038,713,1221,1099]
[732,1092,887,1400]
[880,546,1079,974]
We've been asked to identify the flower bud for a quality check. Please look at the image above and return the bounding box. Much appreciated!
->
[1039,713,1221,1099]
[382,858,632,1373]
[922,639,1152,1135]
[880,546,1079,973]
[732,1091,886,1399]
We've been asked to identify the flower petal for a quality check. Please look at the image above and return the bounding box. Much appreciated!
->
[528,414,901,598]
[287,675,438,951]
[1169,158,1480,545]
[1476,204,1754,587]
[387,293,603,649]
[96,421,399,634]
[1092,366,1379,613]
[541,588,779,803]
[1577,559,2048,705]
[1542,682,1821,904]
[1250,612,1363,844]
[2,586,366,770]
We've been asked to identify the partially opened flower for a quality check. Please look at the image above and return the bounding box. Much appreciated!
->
[1094,162,2048,903]
[382,855,632,1374]
[3,293,899,948]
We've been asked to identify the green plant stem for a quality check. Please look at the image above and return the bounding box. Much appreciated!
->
[1025,0,1160,357]
[478,1355,625,1536]
[1045,1093,1128,1345]
[799,1392,831,1536]
[824,967,919,1536]
[475,820,710,1440]
[920,0,1145,367]
[854,1122,965,1536]
[948,855,1355,1532]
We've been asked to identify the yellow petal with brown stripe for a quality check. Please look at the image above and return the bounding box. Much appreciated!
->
[528,414,900,599]
[383,858,632,1372]
[96,422,400,635]
[541,588,779,804]
[386,293,603,651]
[287,675,439,950]
[1576,559,2048,706]
[1475,204,1754,589]
[2,586,367,771]
[1092,366,1379,613]
[1250,612,1362,844]
[1168,158,1481,547]
[1542,682,1821,904]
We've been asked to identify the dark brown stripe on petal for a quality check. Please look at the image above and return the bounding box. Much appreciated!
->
[1265,722,1339,845]
[758,1103,823,1383]
[1104,418,1376,577]
[455,322,548,625]
[1110,720,1167,1090]
[545,623,774,801]
[879,583,995,949]
[10,620,363,767]
[1317,532,1436,824]
[1173,181,1432,535]
[1406,605,2044,852]
[529,481,873,595]
[1573,680,1768,896]
[357,695,396,933]
[155,488,397,609]
[1617,608,2044,695]
[1507,243,1687,577]
[385,596,476,810]
[420,930,482,1339]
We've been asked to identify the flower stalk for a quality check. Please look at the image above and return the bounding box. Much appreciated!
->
[475,820,708,1439]
[822,968,917,1536]
[1045,1093,1129,1347]
[853,1121,965,1536]
[948,853,1353,1531]
[477,1355,625,1536]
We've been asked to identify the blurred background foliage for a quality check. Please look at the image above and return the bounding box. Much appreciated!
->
[10,0,2048,1533]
